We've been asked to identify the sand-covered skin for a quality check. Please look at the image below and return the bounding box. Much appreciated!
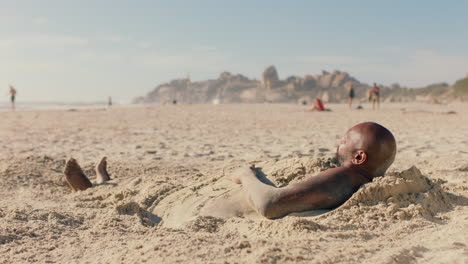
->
[0,103,467,263]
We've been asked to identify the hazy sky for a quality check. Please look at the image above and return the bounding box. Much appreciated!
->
[1,0,467,102]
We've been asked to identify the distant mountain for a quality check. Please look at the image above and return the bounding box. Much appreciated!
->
[133,66,468,104]
[453,76,468,100]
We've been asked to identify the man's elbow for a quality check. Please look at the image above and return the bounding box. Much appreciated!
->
[256,201,283,219]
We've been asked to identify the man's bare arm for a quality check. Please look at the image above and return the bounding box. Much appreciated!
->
[228,166,360,219]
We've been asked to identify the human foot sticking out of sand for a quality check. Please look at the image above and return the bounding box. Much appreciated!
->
[64,158,92,191]
[95,157,111,183]
[64,157,110,191]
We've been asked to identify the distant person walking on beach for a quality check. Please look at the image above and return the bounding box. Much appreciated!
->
[348,84,355,109]
[108,96,112,107]
[372,83,380,110]
[9,85,17,110]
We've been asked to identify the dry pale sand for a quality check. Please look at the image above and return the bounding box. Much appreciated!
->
[0,103,467,264]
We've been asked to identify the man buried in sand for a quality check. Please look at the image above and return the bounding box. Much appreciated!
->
[63,122,396,220]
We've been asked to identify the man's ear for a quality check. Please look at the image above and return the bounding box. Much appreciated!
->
[352,150,367,165]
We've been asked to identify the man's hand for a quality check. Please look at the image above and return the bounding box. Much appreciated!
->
[226,165,256,184]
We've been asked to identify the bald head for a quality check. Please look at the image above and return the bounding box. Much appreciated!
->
[337,122,396,177]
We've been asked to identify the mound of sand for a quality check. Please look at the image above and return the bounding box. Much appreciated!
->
[324,166,453,228]
[0,156,67,192]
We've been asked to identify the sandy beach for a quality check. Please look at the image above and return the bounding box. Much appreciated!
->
[1,103,467,263]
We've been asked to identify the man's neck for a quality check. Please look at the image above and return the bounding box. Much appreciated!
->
[344,165,375,183]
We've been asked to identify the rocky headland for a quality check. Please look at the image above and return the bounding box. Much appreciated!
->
[134,66,468,104]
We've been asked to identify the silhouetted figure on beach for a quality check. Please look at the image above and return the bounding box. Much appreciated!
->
[9,86,16,110]
[372,83,380,110]
[108,96,112,107]
[348,84,355,109]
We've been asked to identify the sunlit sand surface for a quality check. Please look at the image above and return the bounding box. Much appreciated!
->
[1,103,467,263]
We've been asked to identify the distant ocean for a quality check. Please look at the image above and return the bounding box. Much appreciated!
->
[0,101,134,111]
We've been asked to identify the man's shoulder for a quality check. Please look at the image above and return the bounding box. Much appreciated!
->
[318,166,351,177]
[299,167,354,187]
[316,167,370,186]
